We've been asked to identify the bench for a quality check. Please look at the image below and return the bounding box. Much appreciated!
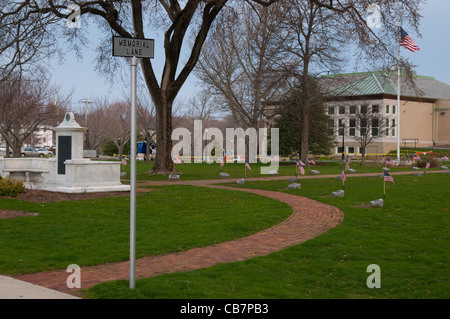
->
[3,169,49,183]
[402,139,419,148]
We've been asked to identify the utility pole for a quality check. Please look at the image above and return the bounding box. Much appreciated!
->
[79,98,94,127]
[79,98,94,149]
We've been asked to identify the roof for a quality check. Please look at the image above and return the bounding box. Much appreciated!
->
[321,71,450,100]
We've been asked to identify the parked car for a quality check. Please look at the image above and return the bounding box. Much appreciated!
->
[21,147,53,157]
[0,146,12,156]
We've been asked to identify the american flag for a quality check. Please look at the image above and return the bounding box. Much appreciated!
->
[173,155,183,164]
[245,159,251,171]
[425,160,430,169]
[382,155,386,164]
[413,154,420,161]
[384,171,394,184]
[400,27,420,52]
[442,155,449,161]
[297,159,305,175]
[345,155,350,171]
[341,168,346,182]
[308,158,316,165]
[220,157,225,167]
[121,158,127,165]
[386,158,395,166]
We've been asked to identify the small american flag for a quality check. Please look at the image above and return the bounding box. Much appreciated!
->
[245,160,251,171]
[400,27,420,52]
[413,155,420,161]
[386,158,395,166]
[220,157,225,167]
[384,171,394,184]
[173,156,183,164]
[121,158,127,165]
[297,159,305,175]
[425,160,430,169]
[341,168,346,182]
[382,155,386,164]
[308,158,316,165]
[345,155,350,171]
[441,155,449,161]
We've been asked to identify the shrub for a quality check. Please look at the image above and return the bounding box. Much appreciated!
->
[0,177,26,197]
[416,157,439,168]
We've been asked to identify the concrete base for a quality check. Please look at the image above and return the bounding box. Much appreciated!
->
[35,183,130,194]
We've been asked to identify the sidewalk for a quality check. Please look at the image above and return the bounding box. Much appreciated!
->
[0,275,79,299]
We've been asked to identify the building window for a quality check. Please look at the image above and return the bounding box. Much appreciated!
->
[349,105,357,114]
[360,118,368,136]
[391,119,396,136]
[338,119,345,136]
[328,106,335,115]
[385,119,390,136]
[349,119,356,136]
[372,105,379,114]
[372,119,379,136]
[392,105,396,114]
[348,146,355,154]
[385,105,390,114]
[360,105,368,114]
[339,106,346,114]
[337,146,344,153]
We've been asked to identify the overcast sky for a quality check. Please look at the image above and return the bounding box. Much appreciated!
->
[49,0,450,113]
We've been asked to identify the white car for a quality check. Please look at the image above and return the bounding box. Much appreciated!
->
[21,147,53,157]
[0,146,12,156]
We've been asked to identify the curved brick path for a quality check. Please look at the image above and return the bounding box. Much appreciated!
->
[13,178,344,296]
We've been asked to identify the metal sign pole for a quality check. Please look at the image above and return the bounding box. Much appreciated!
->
[112,34,153,290]
[129,55,137,289]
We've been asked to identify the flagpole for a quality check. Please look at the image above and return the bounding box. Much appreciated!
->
[396,19,401,165]
[383,179,386,200]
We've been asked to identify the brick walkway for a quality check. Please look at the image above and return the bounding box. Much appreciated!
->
[13,178,344,297]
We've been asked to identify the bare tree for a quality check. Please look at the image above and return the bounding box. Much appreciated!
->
[196,2,294,130]
[0,74,61,157]
[136,93,156,163]
[0,1,59,83]
[8,0,279,174]
[10,0,422,173]
[280,0,347,163]
[348,105,386,164]
[85,97,112,152]
[105,101,131,160]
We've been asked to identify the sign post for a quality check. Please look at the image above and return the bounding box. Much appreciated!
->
[113,35,154,289]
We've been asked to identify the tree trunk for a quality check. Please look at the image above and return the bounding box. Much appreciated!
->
[148,99,175,175]
[145,133,151,163]
[300,110,310,163]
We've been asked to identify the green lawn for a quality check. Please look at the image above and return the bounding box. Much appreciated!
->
[0,185,291,275]
[85,173,449,299]
[117,159,446,181]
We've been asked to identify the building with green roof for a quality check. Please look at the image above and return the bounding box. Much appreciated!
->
[322,71,450,156]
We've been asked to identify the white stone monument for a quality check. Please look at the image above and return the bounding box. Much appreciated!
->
[43,112,130,193]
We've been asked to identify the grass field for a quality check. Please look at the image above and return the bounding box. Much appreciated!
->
[1,161,448,299]
[84,173,449,299]
[0,185,291,275]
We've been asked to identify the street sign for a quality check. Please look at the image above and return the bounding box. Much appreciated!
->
[112,36,154,58]
[112,36,154,289]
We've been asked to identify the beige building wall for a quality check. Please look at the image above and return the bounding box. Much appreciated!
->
[328,97,439,155]
[435,99,450,145]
